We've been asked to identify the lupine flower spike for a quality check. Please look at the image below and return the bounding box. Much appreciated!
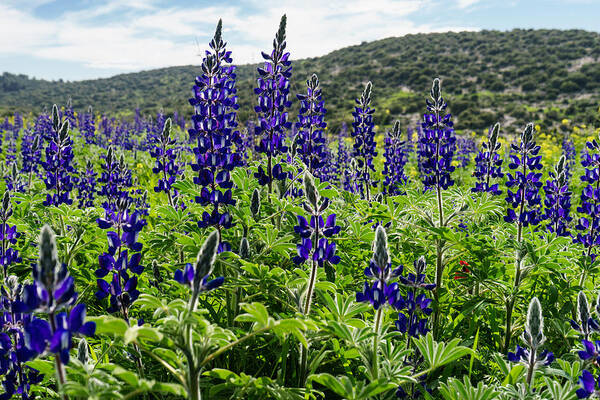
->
[254,15,292,194]
[350,81,377,200]
[472,122,503,195]
[507,297,553,387]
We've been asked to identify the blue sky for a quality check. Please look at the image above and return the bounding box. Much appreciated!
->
[1,0,598,81]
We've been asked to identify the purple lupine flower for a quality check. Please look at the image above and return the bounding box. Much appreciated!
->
[507,344,554,366]
[576,370,600,398]
[577,339,600,363]
[471,123,504,195]
[21,128,42,184]
[5,163,27,194]
[19,226,95,369]
[42,105,76,206]
[418,78,456,192]
[571,291,600,341]
[295,74,327,177]
[80,106,96,144]
[75,161,97,209]
[174,230,223,311]
[0,275,43,399]
[293,173,340,316]
[4,127,18,166]
[356,225,403,310]
[350,81,377,200]
[542,155,572,237]
[253,15,292,193]
[575,133,600,261]
[95,202,145,318]
[504,123,543,228]
[188,20,242,236]
[456,136,477,168]
[0,192,22,281]
[98,147,134,212]
[506,297,551,386]
[150,118,185,208]
[382,121,409,195]
[392,257,436,339]
[63,98,77,130]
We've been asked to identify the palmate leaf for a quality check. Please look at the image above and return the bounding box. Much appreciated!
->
[412,333,474,373]
[310,373,396,400]
[206,368,310,399]
[439,376,501,400]
[235,302,311,347]
[541,378,577,400]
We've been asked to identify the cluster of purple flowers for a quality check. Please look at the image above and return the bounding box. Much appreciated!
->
[382,121,409,195]
[350,82,377,199]
[504,123,543,228]
[574,333,600,397]
[471,123,503,195]
[418,78,456,192]
[42,105,76,206]
[17,226,95,391]
[95,148,146,319]
[150,118,185,208]
[21,128,42,185]
[254,15,292,192]
[576,134,600,261]
[75,161,98,209]
[80,106,96,144]
[292,182,341,267]
[455,136,476,168]
[0,192,21,278]
[188,20,242,233]
[356,228,435,322]
[174,230,224,311]
[542,155,572,237]
[295,74,327,177]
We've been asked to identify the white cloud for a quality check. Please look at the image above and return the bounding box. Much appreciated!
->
[0,0,478,79]
[456,0,480,8]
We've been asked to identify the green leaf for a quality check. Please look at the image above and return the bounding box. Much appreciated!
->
[124,325,163,345]
[413,333,474,372]
[87,315,129,337]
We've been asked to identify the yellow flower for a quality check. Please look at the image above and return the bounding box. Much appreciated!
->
[561,119,570,125]
[385,109,390,114]
[137,163,143,169]
[534,124,541,132]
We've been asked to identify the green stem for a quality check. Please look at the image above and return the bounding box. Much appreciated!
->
[372,307,383,380]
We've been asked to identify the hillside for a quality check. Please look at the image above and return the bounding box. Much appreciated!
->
[1,29,599,132]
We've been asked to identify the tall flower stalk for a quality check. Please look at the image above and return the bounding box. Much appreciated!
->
[189,19,242,239]
[471,122,504,195]
[576,133,600,275]
[151,118,185,208]
[382,121,409,196]
[21,226,96,399]
[295,74,327,177]
[507,297,553,387]
[542,155,572,237]
[254,15,292,195]
[418,79,456,336]
[293,172,340,384]
[350,82,377,200]
[42,105,75,207]
[356,225,403,380]
[503,122,543,352]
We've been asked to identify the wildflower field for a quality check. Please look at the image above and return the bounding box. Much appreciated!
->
[2,16,600,400]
